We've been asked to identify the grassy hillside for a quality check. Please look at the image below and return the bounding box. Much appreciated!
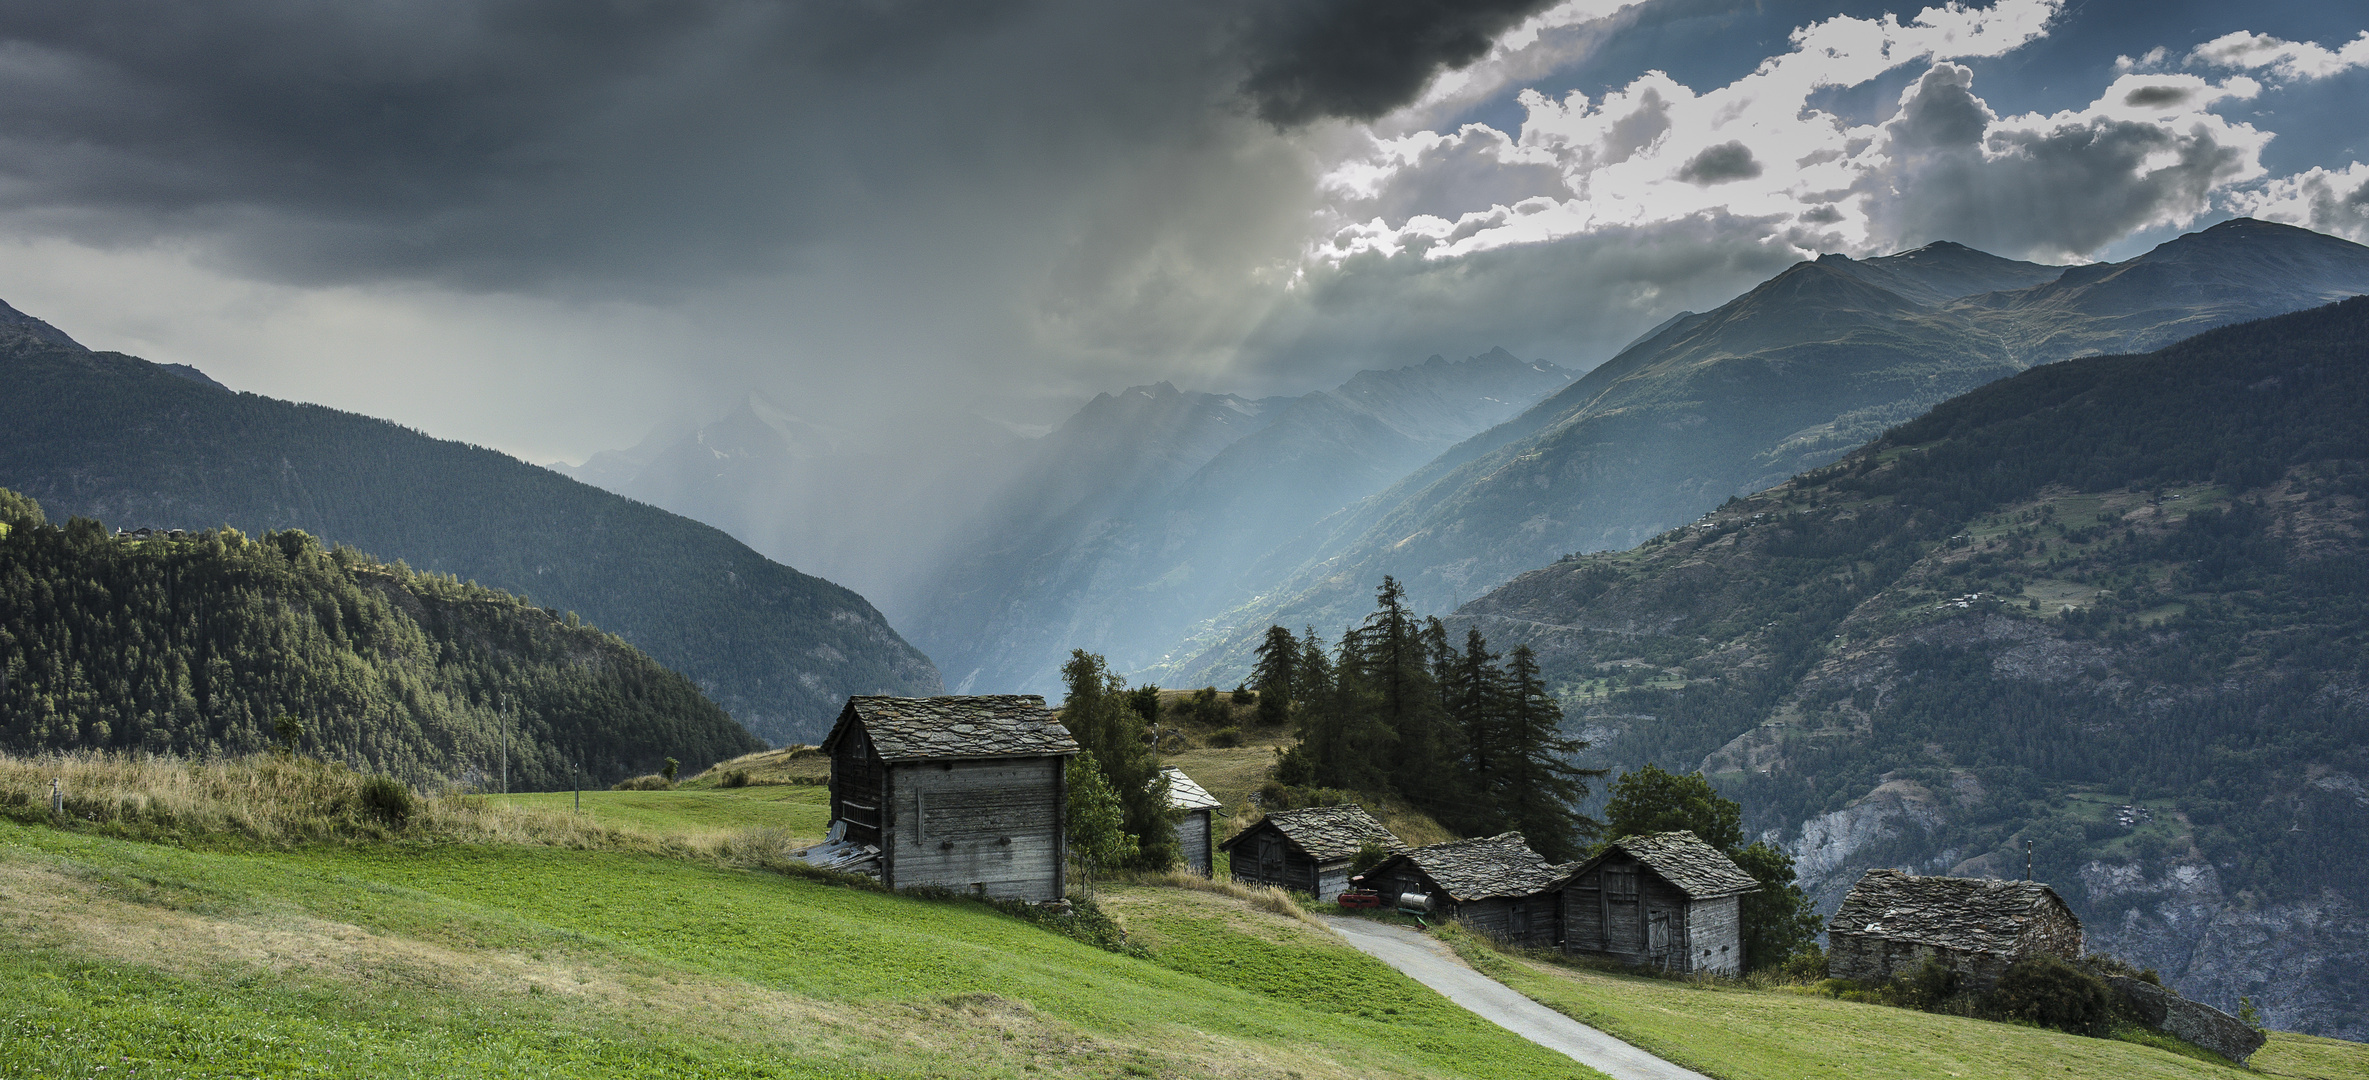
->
[0,325,940,744]
[1452,297,2369,1036]
[1437,928,2363,1080]
[4,762,2363,1078]
[0,490,762,786]
[0,773,1595,1079]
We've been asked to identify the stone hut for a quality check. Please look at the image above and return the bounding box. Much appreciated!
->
[1555,831,1758,975]
[1356,832,1569,946]
[1825,869,2083,990]
[1220,805,1404,899]
[820,695,1079,901]
[1162,766,1222,877]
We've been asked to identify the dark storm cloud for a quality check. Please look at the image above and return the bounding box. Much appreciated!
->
[1676,140,1762,185]
[0,0,1568,294]
[1239,0,1569,126]
[2123,84,2194,107]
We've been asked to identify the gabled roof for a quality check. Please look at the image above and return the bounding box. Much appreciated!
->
[1364,832,1565,902]
[820,695,1079,762]
[1566,831,1759,899]
[1827,869,2074,954]
[1220,805,1405,863]
[1161,766,1221,812]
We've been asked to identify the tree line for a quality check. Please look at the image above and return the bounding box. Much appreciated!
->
[0,488,761,787]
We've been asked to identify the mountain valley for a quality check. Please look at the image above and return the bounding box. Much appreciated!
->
[1448,298,2369,1036]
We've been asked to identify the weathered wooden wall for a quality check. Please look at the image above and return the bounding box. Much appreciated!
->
[1684,894,1743,975]
[1229,826,1319,893]
[1558,858,1720,972]
[1174,810,1211,876]
[883,757,1065,901]
[831,731,884,846]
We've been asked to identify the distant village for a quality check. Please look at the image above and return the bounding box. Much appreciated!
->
[797,692,2267,1065]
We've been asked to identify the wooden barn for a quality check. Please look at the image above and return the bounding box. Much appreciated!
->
[1355,832,1570,946]
[1220,805,1404,899]
[1826,869,2084,990]
[820,695,1079,901]
[1162,766,1222,877]
[1555,831,1758,975]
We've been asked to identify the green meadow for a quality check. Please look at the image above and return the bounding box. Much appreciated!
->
[4,772,2364,1079]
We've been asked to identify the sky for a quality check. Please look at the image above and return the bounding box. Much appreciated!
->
[0,0,2364,465]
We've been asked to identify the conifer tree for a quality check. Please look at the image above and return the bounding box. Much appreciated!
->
[1059,649,1176,870]
[1348,577,1456,812]
[1497,645,1602,861]
[1251,625,1298,726]
[1442,627,1512,834]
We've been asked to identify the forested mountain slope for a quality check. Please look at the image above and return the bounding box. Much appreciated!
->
[1157,220,2369,688]
[910,351,1572,693]
[0,311,940,745]
[0,490,762,785]
[1454,298,2369,1038]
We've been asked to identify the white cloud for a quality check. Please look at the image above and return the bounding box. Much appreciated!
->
[1308,0,2273,266]
[2230,162,2369,243]
[2189,30,2369,82]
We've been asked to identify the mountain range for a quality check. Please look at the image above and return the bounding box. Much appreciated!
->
[1148,218,2369,689]
[0,302,941,746]
[1450,297,2369,1037]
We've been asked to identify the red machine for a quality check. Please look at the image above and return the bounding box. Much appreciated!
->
[1336,889,1382,909]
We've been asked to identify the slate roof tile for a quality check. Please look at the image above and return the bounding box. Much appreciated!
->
[1368,832,1565,901]
[1827,869,2072,953]
[1223,805,1405,862]
[824,695,1080,762]
[1161,766,1221,812]
[1558,831,1759,899]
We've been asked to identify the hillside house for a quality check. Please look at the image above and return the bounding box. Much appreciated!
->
[1162,766,1222,876]
[1220,805,1404,899]
[820,695,1079,901]
[1826,869,2083,990]
[1355,832,1569,946]
[1555,831,1758,975]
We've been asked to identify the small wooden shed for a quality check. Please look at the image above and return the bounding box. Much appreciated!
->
[1162,766,1222,877]
[1555,831,1758,975]
[1220,805,1404,899]
[1355,832,1569,946]
[1826,869,2083,990]
[821,695,1079,901]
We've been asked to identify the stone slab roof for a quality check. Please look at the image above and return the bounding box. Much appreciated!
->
[1223,805,1405,863]
[1161,767,1221,812]
[823,695,1079,762]
[1565,831,1759,899]
[1368,832,1565,902]
[1827,869,2070,953]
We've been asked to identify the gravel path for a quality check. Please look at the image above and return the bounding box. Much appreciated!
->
[1321,916,1717,1080]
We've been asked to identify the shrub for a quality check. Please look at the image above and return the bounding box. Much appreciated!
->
[613,774,673,791]
[1205,727,1244,748]
[1886,955,1964,1012]
[1231,684,1256,707]
[1349,839,1393,876]
[661,757,681,783]
[358,774,414,826]
[718,769,751,788]
[1986,954,2114,1035]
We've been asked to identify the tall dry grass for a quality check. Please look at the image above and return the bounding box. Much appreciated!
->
[1118,867,1324,927]
[0,750,834,876]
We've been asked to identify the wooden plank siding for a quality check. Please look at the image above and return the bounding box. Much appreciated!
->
[1556,860,1743,974]
[885,757,1067,901]
[1174,810,1211,877]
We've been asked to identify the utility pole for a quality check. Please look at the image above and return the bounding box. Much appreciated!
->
[2025,839,2034,882]
[500,694,510,796]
